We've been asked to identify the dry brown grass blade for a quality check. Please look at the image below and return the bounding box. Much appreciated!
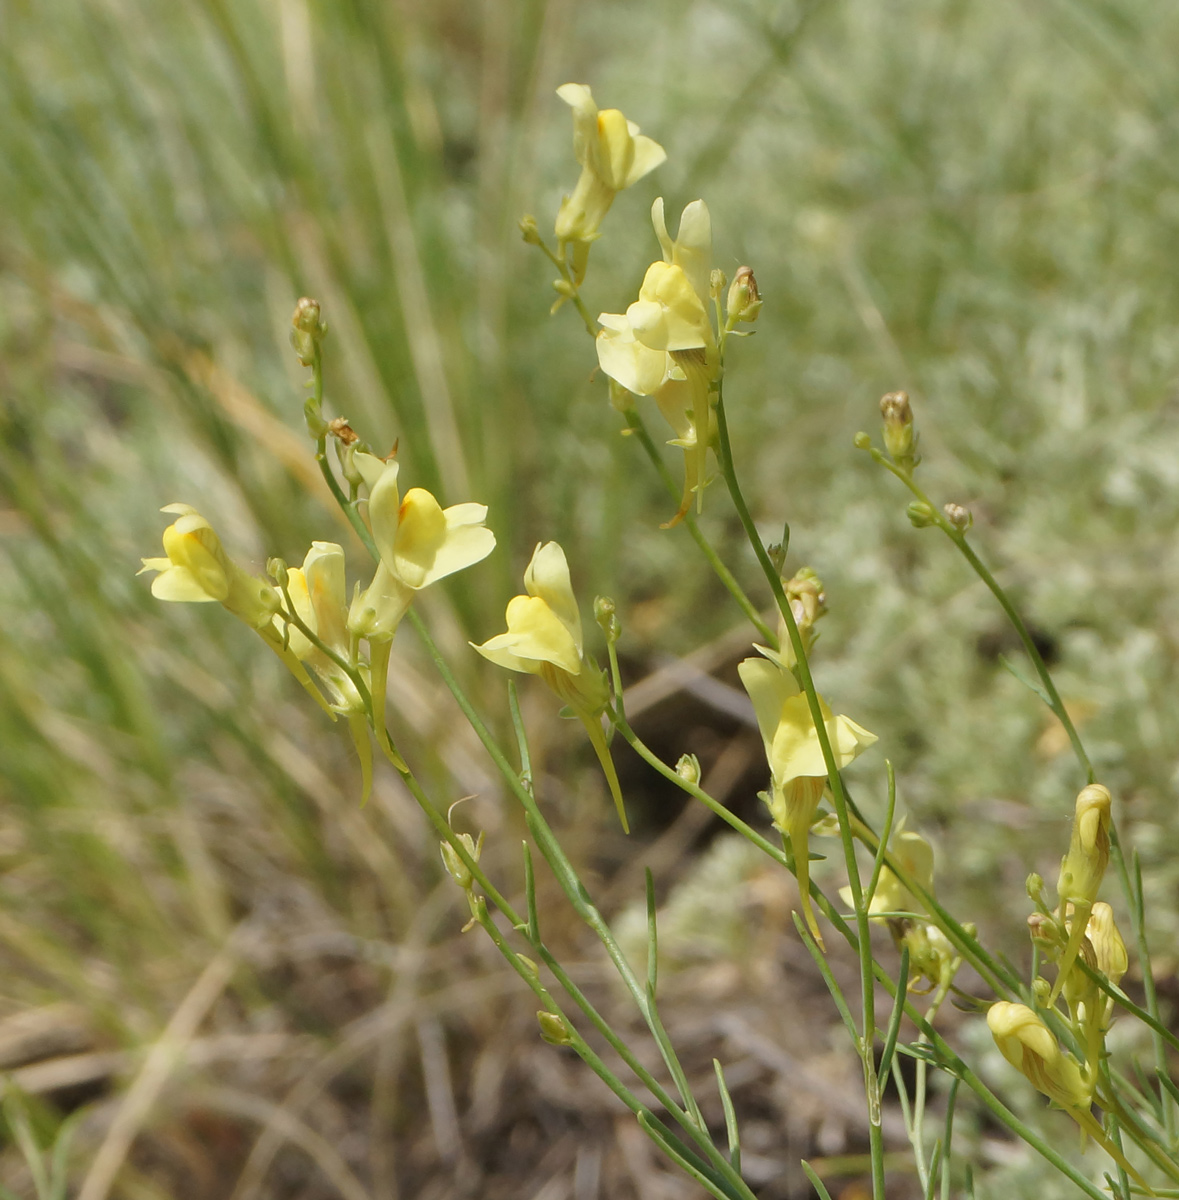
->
[190,1085,375,1200]
[76,926,248,1200]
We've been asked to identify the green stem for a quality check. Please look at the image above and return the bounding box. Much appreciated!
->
[534,236,598,337]
[407,611,717,1141]
[623,409,774,644]
[468,902,746,1200]
[870,449,1091,778]
[714,387,884,1199]
[382,743,750,1189]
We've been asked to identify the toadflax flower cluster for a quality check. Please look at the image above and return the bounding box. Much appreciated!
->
[596,199,720,525]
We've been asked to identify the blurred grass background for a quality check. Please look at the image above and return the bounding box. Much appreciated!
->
[2,0,1179,1195]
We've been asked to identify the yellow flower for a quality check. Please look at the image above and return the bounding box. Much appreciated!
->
[473,542,627,832]
[554,83,666,283]
[596,200,719,523]
[738,653,876,948]
[140,506,335,719]
[140,504,279,628]
[986,1000,1150,1185]
[1086,901,1127,986]
[348,452,497,642]
[987,1002,1094,1111]
[1051,783,1112,1002]
[345,451,495,757]
[1058,784,1112,910]
[286,542,364,714]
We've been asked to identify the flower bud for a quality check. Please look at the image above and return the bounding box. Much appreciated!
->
[537,1011,574,1046]
[710,268,727,301]
[943,503,972,532]
[519,214,541,245]
[1086,902,1127,985]
[880,391,916,471]
[675,753,701,787]
[440,831,483,891]
[853,431,872,450]
[906,501,937,528]
[1027,911,1060,952]
[725,266,762,324]
[986,1001,1094,1111]
[267,557,290,588]
[593,595,620,643]
[1058,784,1112,909]
[517,955,540,980]
[1026,872,1044,904]
[291,297,327,366]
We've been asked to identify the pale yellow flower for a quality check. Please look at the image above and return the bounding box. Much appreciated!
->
[349,452,497,643]
[1057,784,1112,910]
[739,653,876,947]
[473,542,627,831]
[140,504,279,628]
[987,1000,1147,1185]
[987,1001,1094,1111]
[1052,782,1112,1002]
[140,506,334,719]
[554,83,666,283]
[286,542,364,715]
[596,200,720,523]
[346,451,496,755]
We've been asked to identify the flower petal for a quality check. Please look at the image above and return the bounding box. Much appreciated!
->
[366,459,402,564]
[474,594,581,675]
[150,566,222,603]
[523,542,582,652]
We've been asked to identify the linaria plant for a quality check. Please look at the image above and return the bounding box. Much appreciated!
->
[140,85,1179,1200]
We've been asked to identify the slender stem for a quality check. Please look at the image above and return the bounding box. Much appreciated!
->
[469,902,746,1200]
[533,237,598,337]
[714,386,884,1197]
[623,410,774,644]
[382,742,749,1186]
[407,612,721,1150]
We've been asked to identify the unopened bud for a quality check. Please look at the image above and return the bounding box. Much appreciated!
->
[440,831,483,891]
[943,503,972,532]
[906,501,937,528]
[1027,912,1059,950]
[517,955,540,981]
[1058,784,1112,909]
[594,595,620,644]
[675,753,701,787]
[537,1011,574,1046]
[726,266,762,324]
[1031,977,1052,1007]
[710,268,727,302]
[519,214,541,245]
[552,279,576,299]
[880,391,917,472]
[291,297,327,366]
[1086,902,1127,985]
[1026,873,1044,904]
[853,431,872,450]
[267,557,290,588]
